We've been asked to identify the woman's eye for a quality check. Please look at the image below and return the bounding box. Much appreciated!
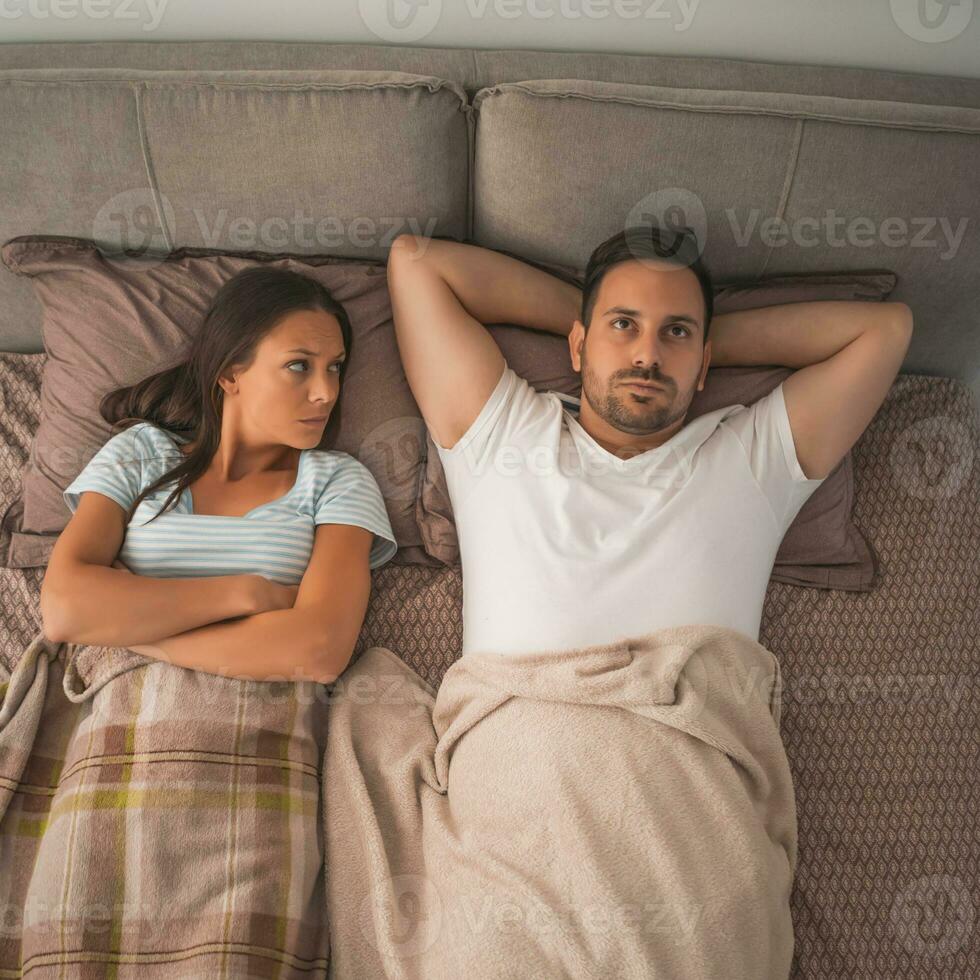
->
[287,360,344,374]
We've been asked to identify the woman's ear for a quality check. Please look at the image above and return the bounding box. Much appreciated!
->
[216,366,241,396]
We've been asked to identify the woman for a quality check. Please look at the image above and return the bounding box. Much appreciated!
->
[40,266,397,685]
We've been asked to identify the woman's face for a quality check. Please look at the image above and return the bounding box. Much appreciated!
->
[223,308,347,449]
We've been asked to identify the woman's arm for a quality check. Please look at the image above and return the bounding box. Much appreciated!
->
[127,523,376,685]
[128,604,325,684]
[42,491,262,647]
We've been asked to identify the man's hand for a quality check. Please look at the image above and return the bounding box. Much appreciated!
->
[391,235,581,338]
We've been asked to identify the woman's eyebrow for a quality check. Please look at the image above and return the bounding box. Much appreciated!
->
[286,347,346,358]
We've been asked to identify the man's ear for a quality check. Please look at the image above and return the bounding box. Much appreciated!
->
[569,320,586,372]
[697,339,711,391]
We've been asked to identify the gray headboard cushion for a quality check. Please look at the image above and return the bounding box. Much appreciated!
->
[2,41,979,108]
[1,44,978,412]
[0,68,470,351]
[471,79,980,398]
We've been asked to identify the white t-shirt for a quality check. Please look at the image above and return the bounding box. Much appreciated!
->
[433,364,827,658]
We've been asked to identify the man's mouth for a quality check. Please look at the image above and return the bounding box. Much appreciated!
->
[622,381,664,392]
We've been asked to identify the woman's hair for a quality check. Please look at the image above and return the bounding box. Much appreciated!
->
[99,266,353,526]
[581,224,714,345]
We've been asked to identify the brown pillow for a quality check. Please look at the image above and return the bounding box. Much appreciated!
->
[0,236,436,568]
[416,268,897,591]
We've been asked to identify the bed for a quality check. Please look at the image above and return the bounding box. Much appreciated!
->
[0,41,978,979]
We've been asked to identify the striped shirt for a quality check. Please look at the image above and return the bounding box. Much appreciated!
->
[63,421,398,584]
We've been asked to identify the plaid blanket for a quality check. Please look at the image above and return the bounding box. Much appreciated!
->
[0,630,330,978]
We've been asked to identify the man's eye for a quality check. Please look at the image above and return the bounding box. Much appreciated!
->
[611,318,632,330]
[670,325,691,337]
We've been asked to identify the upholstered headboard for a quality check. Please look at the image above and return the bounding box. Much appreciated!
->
[1,42,978,416]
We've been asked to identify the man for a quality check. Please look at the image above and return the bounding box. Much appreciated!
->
[324,224,914,978]
[386,225,913,657]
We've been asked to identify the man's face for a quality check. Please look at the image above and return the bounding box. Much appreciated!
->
[569,259,711,437]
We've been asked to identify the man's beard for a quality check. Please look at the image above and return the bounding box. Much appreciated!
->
[580,346,681,437]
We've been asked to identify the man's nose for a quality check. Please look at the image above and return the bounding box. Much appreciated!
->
[630,334,664,371]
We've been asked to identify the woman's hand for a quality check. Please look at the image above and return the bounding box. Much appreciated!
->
[246,576,300,615]
[128,642,163,659]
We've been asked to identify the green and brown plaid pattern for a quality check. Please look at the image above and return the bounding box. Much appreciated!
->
[1,633,329,978]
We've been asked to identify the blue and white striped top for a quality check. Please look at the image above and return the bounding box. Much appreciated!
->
[63,421,398,585]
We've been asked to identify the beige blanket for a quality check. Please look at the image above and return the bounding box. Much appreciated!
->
[323,623,797,979]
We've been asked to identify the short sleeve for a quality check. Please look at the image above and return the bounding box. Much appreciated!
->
[722,381,828,532]
[432,362,546,461]
[314,456,398,569]
[63,424,147,515]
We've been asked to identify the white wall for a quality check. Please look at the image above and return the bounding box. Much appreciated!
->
[0,0,978,80]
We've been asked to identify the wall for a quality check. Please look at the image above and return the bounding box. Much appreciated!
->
[0,0,977,80]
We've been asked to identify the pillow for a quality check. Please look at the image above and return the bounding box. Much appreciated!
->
[0,236,433,568]
[416,268,898,591]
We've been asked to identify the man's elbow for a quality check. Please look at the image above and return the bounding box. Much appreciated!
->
[388,233,414,267]
[887,302,914,333]
[389,233,433,272]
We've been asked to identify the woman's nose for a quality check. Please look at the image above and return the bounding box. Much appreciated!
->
[308,375,336,402]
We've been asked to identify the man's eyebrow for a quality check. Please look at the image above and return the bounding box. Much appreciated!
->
[602,307,702,331]
[286,347,347,358]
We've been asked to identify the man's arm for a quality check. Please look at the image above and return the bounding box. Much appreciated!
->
[127,524,374,685]
[387,235,580,450]
[709,300,914,480]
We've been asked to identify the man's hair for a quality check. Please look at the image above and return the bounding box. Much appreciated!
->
[581,224,713,345]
